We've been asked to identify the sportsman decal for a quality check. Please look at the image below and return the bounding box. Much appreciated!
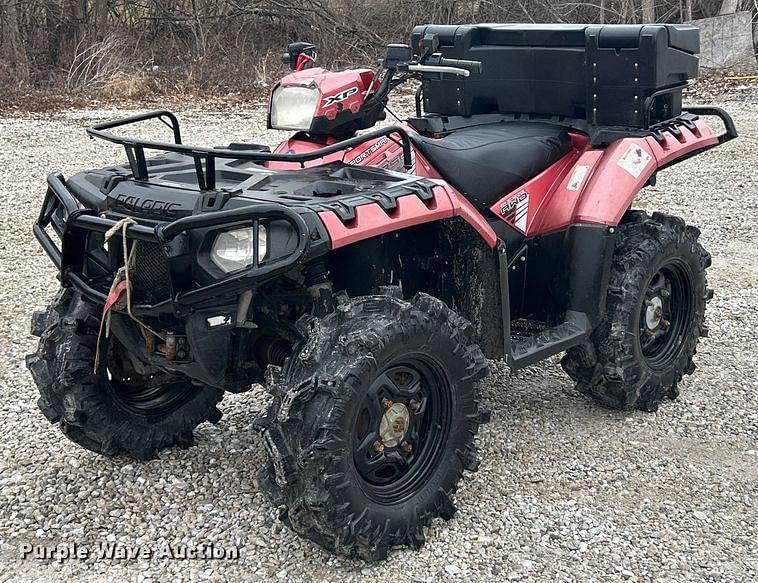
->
[323,86,359,106]
[345,137,390,165]
[500,190,529,232]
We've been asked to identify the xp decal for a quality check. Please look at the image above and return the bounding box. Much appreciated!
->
[500,190,529,232]
[323,86,359,106]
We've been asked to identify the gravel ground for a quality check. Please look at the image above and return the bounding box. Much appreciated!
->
[0,89,756,582]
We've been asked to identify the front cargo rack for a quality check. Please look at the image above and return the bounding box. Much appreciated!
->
[87,110,415,191]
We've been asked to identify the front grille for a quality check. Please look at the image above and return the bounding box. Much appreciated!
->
[129,241,172,303]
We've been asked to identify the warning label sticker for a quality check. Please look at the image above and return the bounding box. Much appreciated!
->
[567,165,590,191]
[617,144,652,179]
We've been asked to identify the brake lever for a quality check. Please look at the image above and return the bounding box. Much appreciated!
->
[406,64,471,77]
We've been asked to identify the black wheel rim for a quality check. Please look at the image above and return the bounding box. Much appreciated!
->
[638,259,694,370]
[351,355,452,504]
[107,342,196,417]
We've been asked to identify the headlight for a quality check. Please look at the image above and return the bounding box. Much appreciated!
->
[270,85,319,131]
[210,225,267,273]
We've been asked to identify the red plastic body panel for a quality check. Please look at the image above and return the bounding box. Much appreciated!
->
[318,186,454,249]
[318,182,497,249]
[267,130,408,172]
[573,119,716,225]
[267,136,341,170]
[489,139,583,236]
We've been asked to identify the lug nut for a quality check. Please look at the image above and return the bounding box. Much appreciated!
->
[409,399,421,411]
[661,319,671,328]
[382,398,393,409]
[661,289,671,299]
[373,441,384,453]
[402,442,413,453]
[645,329,655,337]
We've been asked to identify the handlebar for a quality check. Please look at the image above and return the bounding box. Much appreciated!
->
[406,57,482,77]
[399,55,482,77]
[365,43,484,117]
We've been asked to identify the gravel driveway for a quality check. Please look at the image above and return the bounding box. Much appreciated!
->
[0,90,756,582]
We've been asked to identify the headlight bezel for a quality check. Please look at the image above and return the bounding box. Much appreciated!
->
[269,83,320,131]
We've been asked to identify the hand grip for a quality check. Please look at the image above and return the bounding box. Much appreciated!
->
[437,57,482,74]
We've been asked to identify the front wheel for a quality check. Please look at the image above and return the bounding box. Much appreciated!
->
[562,211,711,411]
[255,290,490,560]
[26,290,224,459]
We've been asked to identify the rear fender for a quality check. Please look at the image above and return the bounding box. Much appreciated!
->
[572,118,717,225]
[492,118,718,234]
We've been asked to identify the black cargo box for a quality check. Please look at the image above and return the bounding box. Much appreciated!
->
[411,23,699,128]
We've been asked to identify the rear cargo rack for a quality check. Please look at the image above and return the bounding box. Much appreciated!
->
[87,110,414,191]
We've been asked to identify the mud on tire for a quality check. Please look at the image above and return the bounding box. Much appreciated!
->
[26,290,224,459]
[561,211,712,412]
[255,289,490,560]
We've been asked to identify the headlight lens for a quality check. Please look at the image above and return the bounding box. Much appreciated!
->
[210,224,267,273]
[270,85,319,131]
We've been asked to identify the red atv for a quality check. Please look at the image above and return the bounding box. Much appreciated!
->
[28,24,735,560]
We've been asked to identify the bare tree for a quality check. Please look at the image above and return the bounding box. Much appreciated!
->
[642,0,657,21]
[0,0,742,100]
[0,0,30,82]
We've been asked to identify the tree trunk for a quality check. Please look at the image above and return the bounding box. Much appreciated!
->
[600,0,607,23]
[92,0,109,37]
[1,0,30,82]
[642,0,656,23]
[60,0,85,67]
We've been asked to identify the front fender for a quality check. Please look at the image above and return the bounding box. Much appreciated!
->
[317,182,497,250]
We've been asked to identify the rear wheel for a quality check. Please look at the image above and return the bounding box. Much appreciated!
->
[26,290,224,459]
[255,290,490,560]
[561,211,711,411]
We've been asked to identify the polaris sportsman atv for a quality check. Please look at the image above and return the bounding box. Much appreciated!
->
[27,23,736,560]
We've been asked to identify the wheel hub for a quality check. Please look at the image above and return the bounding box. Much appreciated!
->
[352,358,452,502]
[645,296,664,330]
[638,261,694,369]
[379,402,410,447]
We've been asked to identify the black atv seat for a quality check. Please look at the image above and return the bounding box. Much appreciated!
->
[410,122,572,209]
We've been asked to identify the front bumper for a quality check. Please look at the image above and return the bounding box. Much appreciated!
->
[35,173,315,316]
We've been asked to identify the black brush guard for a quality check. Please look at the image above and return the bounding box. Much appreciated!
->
[34,111,416,316]
[36,173,311,316]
